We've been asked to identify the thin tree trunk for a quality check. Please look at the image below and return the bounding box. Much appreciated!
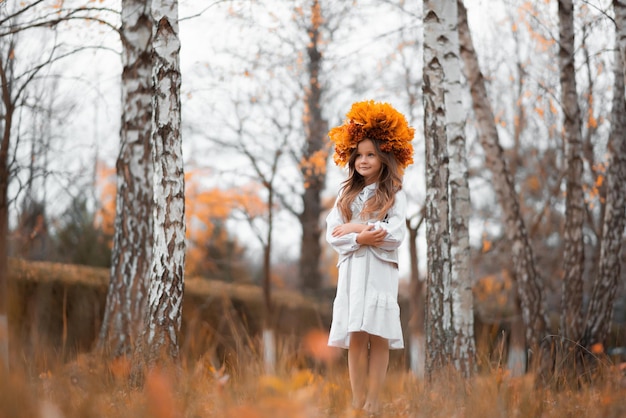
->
[98,0,153,359]
[507,291,527,377]
[558,0,585,344]
[583,39,626,348]
[299,0,327,293]
[615,0,626,74]
[423,0,452,379]
[441,0,475,377]
[0,55,12,371]
[131,0,184,386]
[407,217,425,378]
[263,184,275,373]
[457,0,549,373]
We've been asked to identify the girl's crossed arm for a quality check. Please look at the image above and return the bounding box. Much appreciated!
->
[333,223,387,247]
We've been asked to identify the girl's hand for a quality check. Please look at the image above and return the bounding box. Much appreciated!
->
[332,223,366,237]
[356,225,387,246]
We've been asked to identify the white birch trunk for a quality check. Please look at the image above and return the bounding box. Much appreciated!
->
[583,37,626,347]
[423,0,451,378]
[143,0,185,365]
[440,0,475,377]
[98,0,153,358]
[558,0,585,343]
[263,328,276,374]
[410,334,426,379]
[615,0,626,80]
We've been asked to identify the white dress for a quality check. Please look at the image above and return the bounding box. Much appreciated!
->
[326,183,406,350]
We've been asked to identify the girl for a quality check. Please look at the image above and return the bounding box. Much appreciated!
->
[326,100,414,416]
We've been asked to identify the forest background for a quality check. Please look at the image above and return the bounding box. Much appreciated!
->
[2,0,626,417]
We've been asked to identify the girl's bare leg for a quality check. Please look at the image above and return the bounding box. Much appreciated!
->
[363,335,389,415]
[348,332,369,409]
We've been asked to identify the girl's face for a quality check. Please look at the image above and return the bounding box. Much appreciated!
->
[354,139,382,185]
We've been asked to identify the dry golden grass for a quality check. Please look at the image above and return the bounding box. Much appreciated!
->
[6,260,626,416]
[2,330,626,418]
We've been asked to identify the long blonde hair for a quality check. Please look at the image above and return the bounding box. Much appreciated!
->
[336,138,403,222]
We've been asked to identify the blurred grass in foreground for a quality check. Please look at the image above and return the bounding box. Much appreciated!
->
[1,329,626,418]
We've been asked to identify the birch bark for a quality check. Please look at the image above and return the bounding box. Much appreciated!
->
[615,0,626,72]
[98,0,153,359]
[132,0,185,381]
[440,0,475,377]
[558,0,585,343]
[423,0,452,378]
[583,15,626,348]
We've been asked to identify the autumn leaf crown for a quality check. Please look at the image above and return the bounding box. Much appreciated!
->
[328,100,415,169]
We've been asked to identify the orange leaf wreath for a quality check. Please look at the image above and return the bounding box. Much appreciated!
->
[328,100,415,169]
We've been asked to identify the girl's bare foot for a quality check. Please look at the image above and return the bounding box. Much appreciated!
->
[352,398,365,410]
[363,401,381,417]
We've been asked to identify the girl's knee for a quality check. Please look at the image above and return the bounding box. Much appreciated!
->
[349,331,369,348]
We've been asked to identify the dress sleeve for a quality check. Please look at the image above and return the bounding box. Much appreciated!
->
[376,189,407,251]
[325,199,360,255]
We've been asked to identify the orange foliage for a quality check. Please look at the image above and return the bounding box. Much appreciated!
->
[300,149,328,188]
[494,110,506,128]
[481,236,492,253]
[588,112,598,129]
[474,272,512,310]
[517,2,556,52]
[302,329,341,364]
[583,160,607,208]
[185,171,265,277]
[591,342,604,354]
[93,163,263,277]
[94,161,116,244]
[549,99,558,115]
[525,175,541,194]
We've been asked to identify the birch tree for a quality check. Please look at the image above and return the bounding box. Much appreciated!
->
[575,0,626,357]
[423,0,452,378]
[98,0,153,359]
[582,43,626,353]
[439,0,475,377]
[131,0,184,385]
[457,0,549,371]
[423,0,476,379]
[558,0,585,346]
[617,0,626,66]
